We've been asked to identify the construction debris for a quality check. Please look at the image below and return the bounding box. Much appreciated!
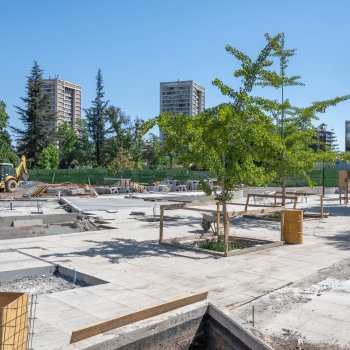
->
[31,184,49,197]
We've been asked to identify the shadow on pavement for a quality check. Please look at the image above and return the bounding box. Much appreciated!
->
[40,237,221,263]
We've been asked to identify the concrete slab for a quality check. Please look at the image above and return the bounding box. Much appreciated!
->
[0,194,349,349]
[13,218,43,227]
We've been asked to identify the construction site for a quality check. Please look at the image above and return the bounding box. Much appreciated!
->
[0,175,349,350]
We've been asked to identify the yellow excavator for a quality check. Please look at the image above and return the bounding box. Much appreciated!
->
[0,155,28,192]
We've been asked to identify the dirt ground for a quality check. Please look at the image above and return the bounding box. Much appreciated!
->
[234,258,350,350]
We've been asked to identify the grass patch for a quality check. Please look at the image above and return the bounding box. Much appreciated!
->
[266,212,282,219]
[198,239,246,252]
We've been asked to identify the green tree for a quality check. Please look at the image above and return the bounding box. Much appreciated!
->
[57,122,79,168]
[86,69,108,166]
[108,147,135,177]
[105,106,144,166]
[38,144,59,169]
[130,117,144,167]
[13,61,56,167]
[142,35,282,255]
[255,33,350,203]
[77,118,95,166]
[0,101,18,163]
[143,134,162,168]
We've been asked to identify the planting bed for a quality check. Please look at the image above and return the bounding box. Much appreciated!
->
[162,236,283,257]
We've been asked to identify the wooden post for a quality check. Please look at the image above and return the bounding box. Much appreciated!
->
[216,202,220,236]
[274,192,277,207]
[159,207,164,243]
[280,210,285,241]
[224,212,229,257]
[293,196,297,209]
[244,194,250,212]
[320,194,324,219]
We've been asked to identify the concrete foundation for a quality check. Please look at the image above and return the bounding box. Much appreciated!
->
[0,213,78,227]
[0,264,107,287]
[72,303,271,350]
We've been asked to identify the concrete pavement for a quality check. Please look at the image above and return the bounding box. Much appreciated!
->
[0,194,349,349]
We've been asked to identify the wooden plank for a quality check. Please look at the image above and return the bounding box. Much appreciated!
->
[160,201,218,210]
[226,202,250,206]
[175,207,217,213]
[229,206,284,218]
[70,291,208,344]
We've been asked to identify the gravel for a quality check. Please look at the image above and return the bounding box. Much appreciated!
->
[0,274,81,294]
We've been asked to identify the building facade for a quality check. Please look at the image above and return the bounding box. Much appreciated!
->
[311,124,338,151]
[346,121,350,151]
[159,80,205,145]
[41,78,81,131]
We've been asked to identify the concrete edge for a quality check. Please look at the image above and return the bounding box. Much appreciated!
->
[59,197,82,213]
[57,266,108,286]
[0,265,55,282]
[0,212,78,227]
[208,303,274,350]
[226,241,284,256]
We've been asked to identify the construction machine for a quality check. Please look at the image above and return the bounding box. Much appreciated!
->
[0,155,28,193]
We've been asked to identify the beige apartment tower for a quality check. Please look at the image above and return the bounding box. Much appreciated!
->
[160,80,205,145]
[41,78,81,131]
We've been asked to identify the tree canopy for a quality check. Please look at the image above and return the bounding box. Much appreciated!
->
[254,33,350,202]
[85,69,109,166]
[0,100,18,163]
[13,61,56,167]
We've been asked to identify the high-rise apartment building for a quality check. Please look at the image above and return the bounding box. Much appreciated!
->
[346,121,350,151]
[160,80,205,145]
[41,78,81,131]
[310,124,338,151]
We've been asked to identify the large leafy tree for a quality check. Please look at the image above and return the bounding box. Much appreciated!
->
[0,101,18,163]
[57,122,79,168]
[105,106,144,167]
[108,147,135,177]
[38,144,59,169]
[142,35,282,255]
[86,69,108,166]
[13,61,56,167]
[255,33,350,203]
[77,118,95,166]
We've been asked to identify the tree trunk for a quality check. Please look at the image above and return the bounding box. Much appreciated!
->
[281,175,286,207]
[221,177,229,256]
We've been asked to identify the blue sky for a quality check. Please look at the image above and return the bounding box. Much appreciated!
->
[1,0,350,149]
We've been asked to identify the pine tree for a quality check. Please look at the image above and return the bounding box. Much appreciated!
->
[12,61,56,167]
[85,69,108,166]
[0,100,18,163]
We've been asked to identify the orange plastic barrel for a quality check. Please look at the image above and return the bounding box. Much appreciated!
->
[283,210,303,244]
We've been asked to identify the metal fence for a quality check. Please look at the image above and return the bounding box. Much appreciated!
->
[28,168,339,187]
[28,168,214,185]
